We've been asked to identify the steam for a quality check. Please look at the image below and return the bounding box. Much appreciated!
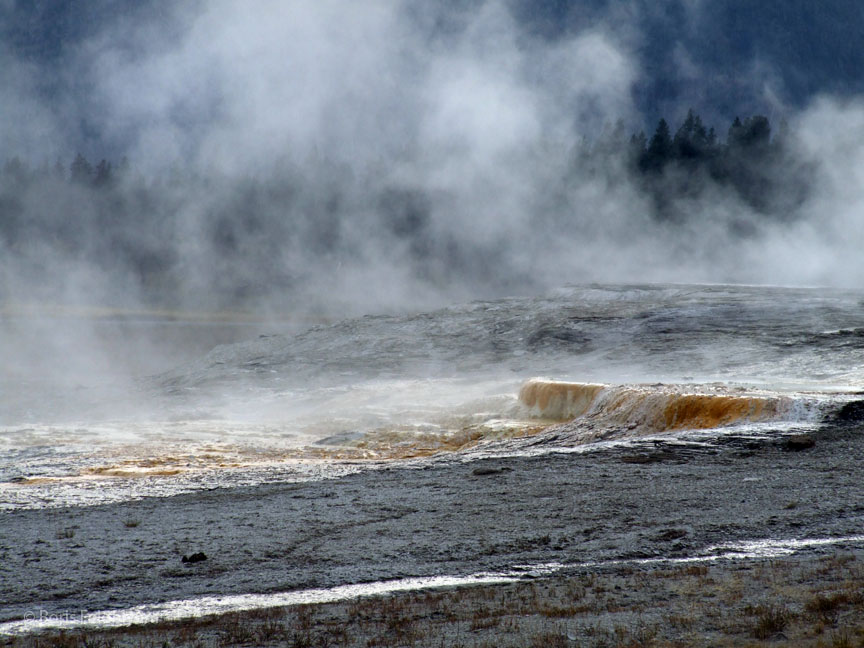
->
[1,0,864,405]
[46,0,644,313]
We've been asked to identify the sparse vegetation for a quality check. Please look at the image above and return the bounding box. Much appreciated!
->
[6,551,864,647]
[806,591,856,622]
[749,603,793,640]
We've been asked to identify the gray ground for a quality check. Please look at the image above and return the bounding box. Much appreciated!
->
[2,424,863,626]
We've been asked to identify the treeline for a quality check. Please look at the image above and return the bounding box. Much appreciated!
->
[0,109,816,307]
[580,109,812,220]
[0,152,179,296]
[1,109,809,217]
[1,153,130,190]
[0,154,303,306]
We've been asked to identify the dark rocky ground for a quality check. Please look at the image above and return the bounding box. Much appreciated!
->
[1,423,864,645]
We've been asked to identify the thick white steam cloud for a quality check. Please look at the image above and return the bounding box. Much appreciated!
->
[1,0,863,341]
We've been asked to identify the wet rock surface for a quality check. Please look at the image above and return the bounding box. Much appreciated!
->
[2,423,863,624]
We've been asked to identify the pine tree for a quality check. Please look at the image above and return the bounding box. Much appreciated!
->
[93,159,113,187]
[629,131,647,165]
[727,117,744,148]
[673,109,711,161]
[740,116,771,148]
[642,118,672,171]
[70,153,93,184]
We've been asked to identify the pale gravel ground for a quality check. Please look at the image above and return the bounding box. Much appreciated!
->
[1,422,864,644]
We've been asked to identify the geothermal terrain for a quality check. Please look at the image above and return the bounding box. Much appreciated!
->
[2,284,864,645]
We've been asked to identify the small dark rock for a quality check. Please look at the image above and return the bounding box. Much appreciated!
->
[620,454,654,464]
[182,552,208,564]
[785,434,816,451]
[472,466,511,476]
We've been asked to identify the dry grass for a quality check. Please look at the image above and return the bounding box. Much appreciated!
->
[747,604,794,640]
[6,551,864,648]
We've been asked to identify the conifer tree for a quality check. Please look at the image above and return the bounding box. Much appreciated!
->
[642,118,672,171]
[93,159,113,187]
[70,153,93,184]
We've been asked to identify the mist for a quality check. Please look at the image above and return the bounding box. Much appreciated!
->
[2,0,864,402]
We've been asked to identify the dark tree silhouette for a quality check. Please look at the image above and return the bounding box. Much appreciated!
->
[727,116,744,148]
[93,159,113,187]
[673,108,711,161]
[739,115,771,150]
[70,153,93,184]
[641,118,673,172]
[628,130,647,166]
